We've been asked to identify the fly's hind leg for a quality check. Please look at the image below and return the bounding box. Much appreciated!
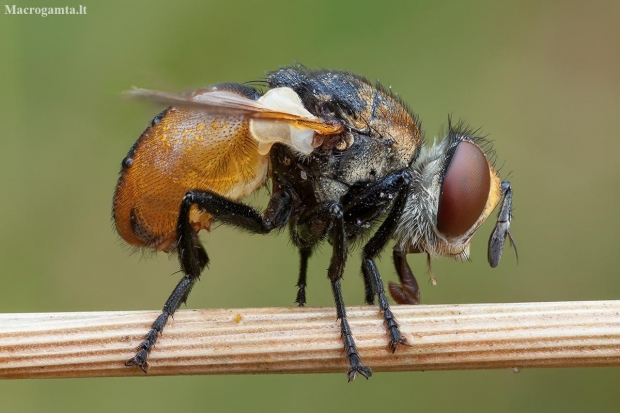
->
[126,189,291,372]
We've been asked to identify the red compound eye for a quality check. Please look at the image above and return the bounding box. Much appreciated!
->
[437,141,490,238]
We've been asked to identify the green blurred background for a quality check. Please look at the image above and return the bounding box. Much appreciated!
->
[2,0,619,411]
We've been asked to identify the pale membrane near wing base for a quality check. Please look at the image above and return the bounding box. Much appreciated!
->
[250,87,317,156]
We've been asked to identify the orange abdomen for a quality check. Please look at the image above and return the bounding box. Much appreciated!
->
[113,107,268,251]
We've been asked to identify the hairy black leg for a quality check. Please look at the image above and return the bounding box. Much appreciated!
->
[182,190,284,234]
[362,265,376,305]
[341,169,413,304]
[126,199,208,371]
[295,247,312,306]
[126,274,201,372]
[360,170,412,352]
[360,277,379,308]
[331,280,372,381]
[324,203,372,381]
[388,248,421,305]
[126,189,292,372]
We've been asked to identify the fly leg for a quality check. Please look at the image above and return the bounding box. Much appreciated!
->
[126,189,292,372]
[339,169,412,306]
[295,247,312,306]
[355,169,412,351]
[323,202,372,381]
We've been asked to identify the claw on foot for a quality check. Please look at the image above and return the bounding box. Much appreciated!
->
[389,336,412,353]
[125,350,149,373]
[347,365,372,382]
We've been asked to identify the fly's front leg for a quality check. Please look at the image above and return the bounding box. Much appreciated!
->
[126,189,292,372]
[342,170,412,305]
[356,169,412,351]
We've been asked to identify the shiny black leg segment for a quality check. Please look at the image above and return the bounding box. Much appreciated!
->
[362,259,410,352]
[183,190,278,234]
[342,169,413,304]
[332,280,372,381]
[295,247,312,306]
[388,249,421,305]
[126,275,198,371]
[324,202,372,381]
[327,203,347,282]
[127,189,292,372]
[362,270,376,305]
[360,170,412,351]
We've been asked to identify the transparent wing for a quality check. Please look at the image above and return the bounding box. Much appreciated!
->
[125,86,343,135]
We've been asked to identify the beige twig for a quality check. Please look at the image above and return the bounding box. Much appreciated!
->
[1,301,619,379]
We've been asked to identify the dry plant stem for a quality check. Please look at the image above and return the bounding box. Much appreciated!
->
[1,300,619,379]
